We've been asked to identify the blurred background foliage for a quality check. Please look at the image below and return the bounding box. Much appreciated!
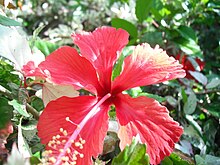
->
[0,0,220,164]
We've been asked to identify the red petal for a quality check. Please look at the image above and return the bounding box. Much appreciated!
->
[22,61,47,78]
[114,94,183,165]
[38,46,102,94]
[112,44,186,94]
[72,27,129,91]
[37,96,109,165]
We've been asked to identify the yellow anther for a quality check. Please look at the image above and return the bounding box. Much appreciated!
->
[67,148,71,153]
[62,139,66,143]
[48,143,52,147]
[59,149,64,153]
[79,154,84,158]
[49,157,56,163]
[71,161,76,165]
[52,136,56,140]
[56,140,61,145]
[48,150,53,154]
[79,145,83,149]
[66,117,70,121]
[42,151,48,157]
[74,150,78,155]
[56,135,61,139]
[72,155,77,161]
[75,142,81,147]
[81,140,86,144]
[60,128,64,132]
[70,140,74,143]
[63,130,68,136]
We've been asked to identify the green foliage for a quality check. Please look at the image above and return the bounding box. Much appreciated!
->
[162,153,194,165]
[135,0,153,23]
[0,15,21,26]
[34,40,59,56]
[111,18,138,44]
[0,0,220,164]
[112,138,149,165]
[0,97,13,129]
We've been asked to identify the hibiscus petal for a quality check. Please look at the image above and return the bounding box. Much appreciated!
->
[38,46,102,94]
[37,96,109,165]
[112,44,186,94]
[22,61,47,78]
[114,94,183,165]
[72,27,129,91]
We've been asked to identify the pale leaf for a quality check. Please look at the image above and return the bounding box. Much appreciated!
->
[42,82,79,105]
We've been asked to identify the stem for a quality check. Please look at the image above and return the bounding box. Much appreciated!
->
[55,93,111,165]
[0,85,40,120]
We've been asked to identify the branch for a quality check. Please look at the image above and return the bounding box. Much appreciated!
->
[0,85,40,120]
[195,89,220,95]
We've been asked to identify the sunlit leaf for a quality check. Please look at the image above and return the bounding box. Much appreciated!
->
[112,138,149,165]
[111,18,138,44]
[9,99,30,117]
[0,15,21,26]
[135,0,153,23]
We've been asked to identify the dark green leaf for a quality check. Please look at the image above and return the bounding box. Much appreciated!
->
[135,0,153,23]
[205,103,220,118]
[0,97,13,129]
[140,31,164,47]
[0,15,21,26]
[111,18,138,44]
[176,26,197,41]
[112,138,149,165]
[184,92,197,115]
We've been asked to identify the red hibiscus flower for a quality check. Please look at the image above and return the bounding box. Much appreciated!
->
[31,27,185,165]
[176,54,205,79]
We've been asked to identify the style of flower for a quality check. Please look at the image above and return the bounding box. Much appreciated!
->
[176,54,205,80]
[33,27,185,165]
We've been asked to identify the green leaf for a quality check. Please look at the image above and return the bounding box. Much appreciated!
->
[167,153,194,165]
[205,103,220,118]
[135,0,153,23]
[112,46,134,80]
[140,31,164,47]
[34,40,59,56]
[112,53,126,80]
[189,71,207,85]
[112,138,149,165]
[0,15,21,26]
[0,97,13,129]
[111,18,138,44]
[195,155,220,165]
[139,92,166,103]
[8,99,30,117]
[206,78,220,89]
[184,92,197,115]
[176,26,197,41]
